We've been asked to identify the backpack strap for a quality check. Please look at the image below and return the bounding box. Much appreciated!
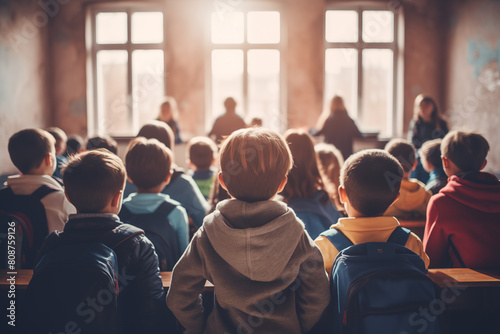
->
[164,169,184,189]
[319,228,354,252]
[387,226,411,246]
[102,224,144,250]
[30,185,58,200]
[154,201,177,217]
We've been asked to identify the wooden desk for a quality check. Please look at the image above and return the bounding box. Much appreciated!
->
[428,268,500,288]
[0,270,214,291]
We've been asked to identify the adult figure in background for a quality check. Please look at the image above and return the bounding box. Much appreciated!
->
[408,94,448,184]
[314,95,362,160]
[208,97,246,144]
[157,96,182,144]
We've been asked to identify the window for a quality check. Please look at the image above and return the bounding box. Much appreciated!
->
[208,4,285,133]
[86,5,165,136]
[324,4,401,137]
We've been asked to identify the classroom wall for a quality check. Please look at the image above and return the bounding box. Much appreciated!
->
[0,0,51,175]
[1,0,498,174]
[444,0,500,173]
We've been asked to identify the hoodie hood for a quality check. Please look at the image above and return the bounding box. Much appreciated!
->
[395,179,430,210]
[441,172,500,213]
[203,199,305,282]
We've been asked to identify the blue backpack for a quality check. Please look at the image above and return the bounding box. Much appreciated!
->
[321,226,440,334]
[21,224,144,334]
[119,201,181,271]
[0,185,57,269]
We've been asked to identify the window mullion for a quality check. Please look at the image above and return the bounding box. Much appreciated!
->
[243,13,248,120]
[126,9,135,134]
[357,8,363,121]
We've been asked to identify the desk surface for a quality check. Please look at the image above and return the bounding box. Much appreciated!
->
[0,270,214,291]
[427,268,500,288]
[2,268,499,290]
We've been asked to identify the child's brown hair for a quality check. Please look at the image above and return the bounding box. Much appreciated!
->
[219,128,292,202]
[63,149,126,213]
[419,138,443,170]
[341,149,403,216]
[187,136,217,170]
[441,130,489,173]
[8,128,55,174]
[281,129,327,203]
[384,138,416,173]
[125,137,173,190]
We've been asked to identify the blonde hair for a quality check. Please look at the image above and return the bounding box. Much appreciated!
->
[219,128,293,202]
[315,142,344,211]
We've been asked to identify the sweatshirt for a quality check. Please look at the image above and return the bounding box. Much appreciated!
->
[166,199,330,334]
[423,172,500,268]
[384,178,431,220]
[5,174,76,232]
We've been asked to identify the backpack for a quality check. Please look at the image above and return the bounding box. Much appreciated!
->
[119,201,181,271]
[0,185,57,269]
[21,224,144,334]
[321,226,440,334]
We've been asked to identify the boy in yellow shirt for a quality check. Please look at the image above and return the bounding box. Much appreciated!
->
[315,149,429,276]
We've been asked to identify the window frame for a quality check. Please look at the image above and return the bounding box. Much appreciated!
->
[85,2,166,137]
[324,2,403,137]
[205,1,287,133]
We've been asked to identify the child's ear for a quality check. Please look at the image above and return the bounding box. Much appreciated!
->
[276,176,288,193]
[164,171,172,184]
[338,186,347,204]
[110,190,123,208]
[411,157,418,171]
[44,153,54,167]
[218,172,228,192]
[442,156,449,168]
[480,159,487,170]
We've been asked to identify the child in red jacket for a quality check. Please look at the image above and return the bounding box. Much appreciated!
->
[423,130,500,269]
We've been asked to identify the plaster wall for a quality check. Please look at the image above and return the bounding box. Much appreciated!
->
[444,0,500,173]
[0,0,51,175]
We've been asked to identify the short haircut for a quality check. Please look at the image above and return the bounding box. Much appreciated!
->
[441,130,489,173]
[86,136,118,155]
[419,138,443,169]
[137,120,174,149]
[8,128,55,174]
[63,149,126,213]
[187,136,217,170]
[341,149,403,217]
[219,128,293,202]
[126,137,173,190]
[384,138,416,173]
[46,127,67,145]
[66,135,85,156]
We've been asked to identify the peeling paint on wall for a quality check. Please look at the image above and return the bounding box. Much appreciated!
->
[467,38,500,78]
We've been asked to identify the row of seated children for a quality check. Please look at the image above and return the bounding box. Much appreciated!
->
[7,126,499,333]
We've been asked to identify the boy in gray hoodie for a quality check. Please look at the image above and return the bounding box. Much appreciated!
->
[167,128,330,334]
